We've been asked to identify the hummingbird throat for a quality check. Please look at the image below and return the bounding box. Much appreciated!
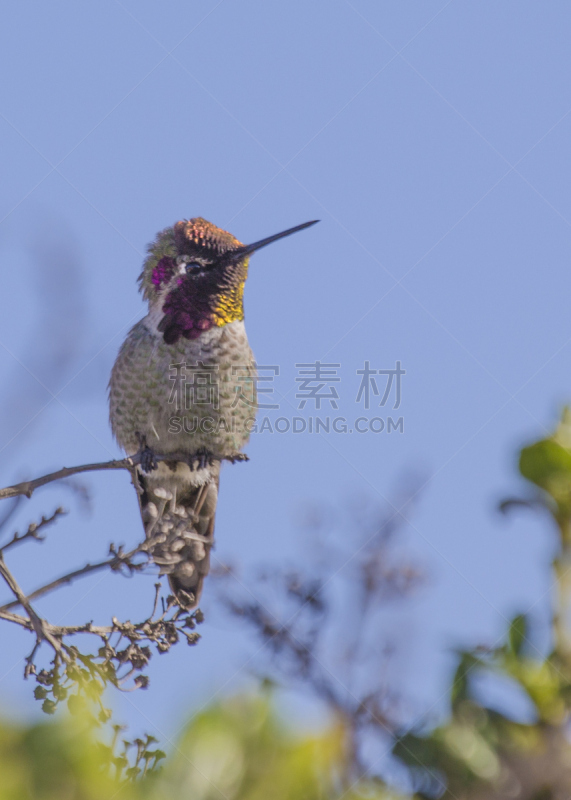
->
[154,256,246,345]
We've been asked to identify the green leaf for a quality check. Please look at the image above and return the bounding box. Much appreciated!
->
[508,614,528,657]
[519,439,571,507]
[450,652,482,709]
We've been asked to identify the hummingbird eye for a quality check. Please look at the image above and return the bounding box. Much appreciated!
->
[176,255,212,275]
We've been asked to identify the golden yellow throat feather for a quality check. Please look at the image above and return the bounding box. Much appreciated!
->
[212,277,247,326]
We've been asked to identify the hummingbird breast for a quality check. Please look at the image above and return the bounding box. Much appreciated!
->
[109,316,257,463]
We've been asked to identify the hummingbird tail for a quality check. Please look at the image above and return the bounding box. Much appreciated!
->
[137,469,219,610]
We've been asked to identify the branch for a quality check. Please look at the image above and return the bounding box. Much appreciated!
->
[0,448,244,717]
[0,608,32,629]
[0,545,143,612]
[0,507,66,553]
[0,555,65,659]
[0,452,249,500]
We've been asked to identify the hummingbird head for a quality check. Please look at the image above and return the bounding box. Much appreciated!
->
[139,217,318,345]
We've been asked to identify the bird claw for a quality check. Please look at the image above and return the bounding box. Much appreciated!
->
[136,433,158,473]
[188,448,211,471]
[141,448,158,473]
[185,450,249,470]
[226,453,249,464]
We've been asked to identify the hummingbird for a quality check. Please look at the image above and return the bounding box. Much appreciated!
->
[109,217,318,609]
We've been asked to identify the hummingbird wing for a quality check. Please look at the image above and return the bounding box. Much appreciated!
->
[136,465,219,610]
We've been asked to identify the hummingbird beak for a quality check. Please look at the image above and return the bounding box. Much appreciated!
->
[228,220,319,262]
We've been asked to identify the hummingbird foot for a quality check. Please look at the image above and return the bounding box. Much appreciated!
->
[226,453,249,464]
[186,450,249,469]
[188,447,212,471]
[140,447,158,473]
[136,433,158,473]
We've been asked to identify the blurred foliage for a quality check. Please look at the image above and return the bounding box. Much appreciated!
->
[0,694,401,799]
[393,408,571,798]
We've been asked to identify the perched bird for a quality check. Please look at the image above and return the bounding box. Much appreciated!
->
[109,217,318,608]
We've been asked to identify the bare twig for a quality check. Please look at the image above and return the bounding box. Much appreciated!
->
[0,608,32,629]
[0,543,145,612]
[0,447,245,719]
[0,507,66,554]
[0,452,249,500]
[0,508,203,717]
[0,555,65,658]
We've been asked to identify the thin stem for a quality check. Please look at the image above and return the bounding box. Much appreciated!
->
[0,508,66,554]
[0,543,149,613]
[0,452,249,501]
[0,555,65,656]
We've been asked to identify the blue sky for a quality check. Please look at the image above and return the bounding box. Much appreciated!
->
[0,0,570,743]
